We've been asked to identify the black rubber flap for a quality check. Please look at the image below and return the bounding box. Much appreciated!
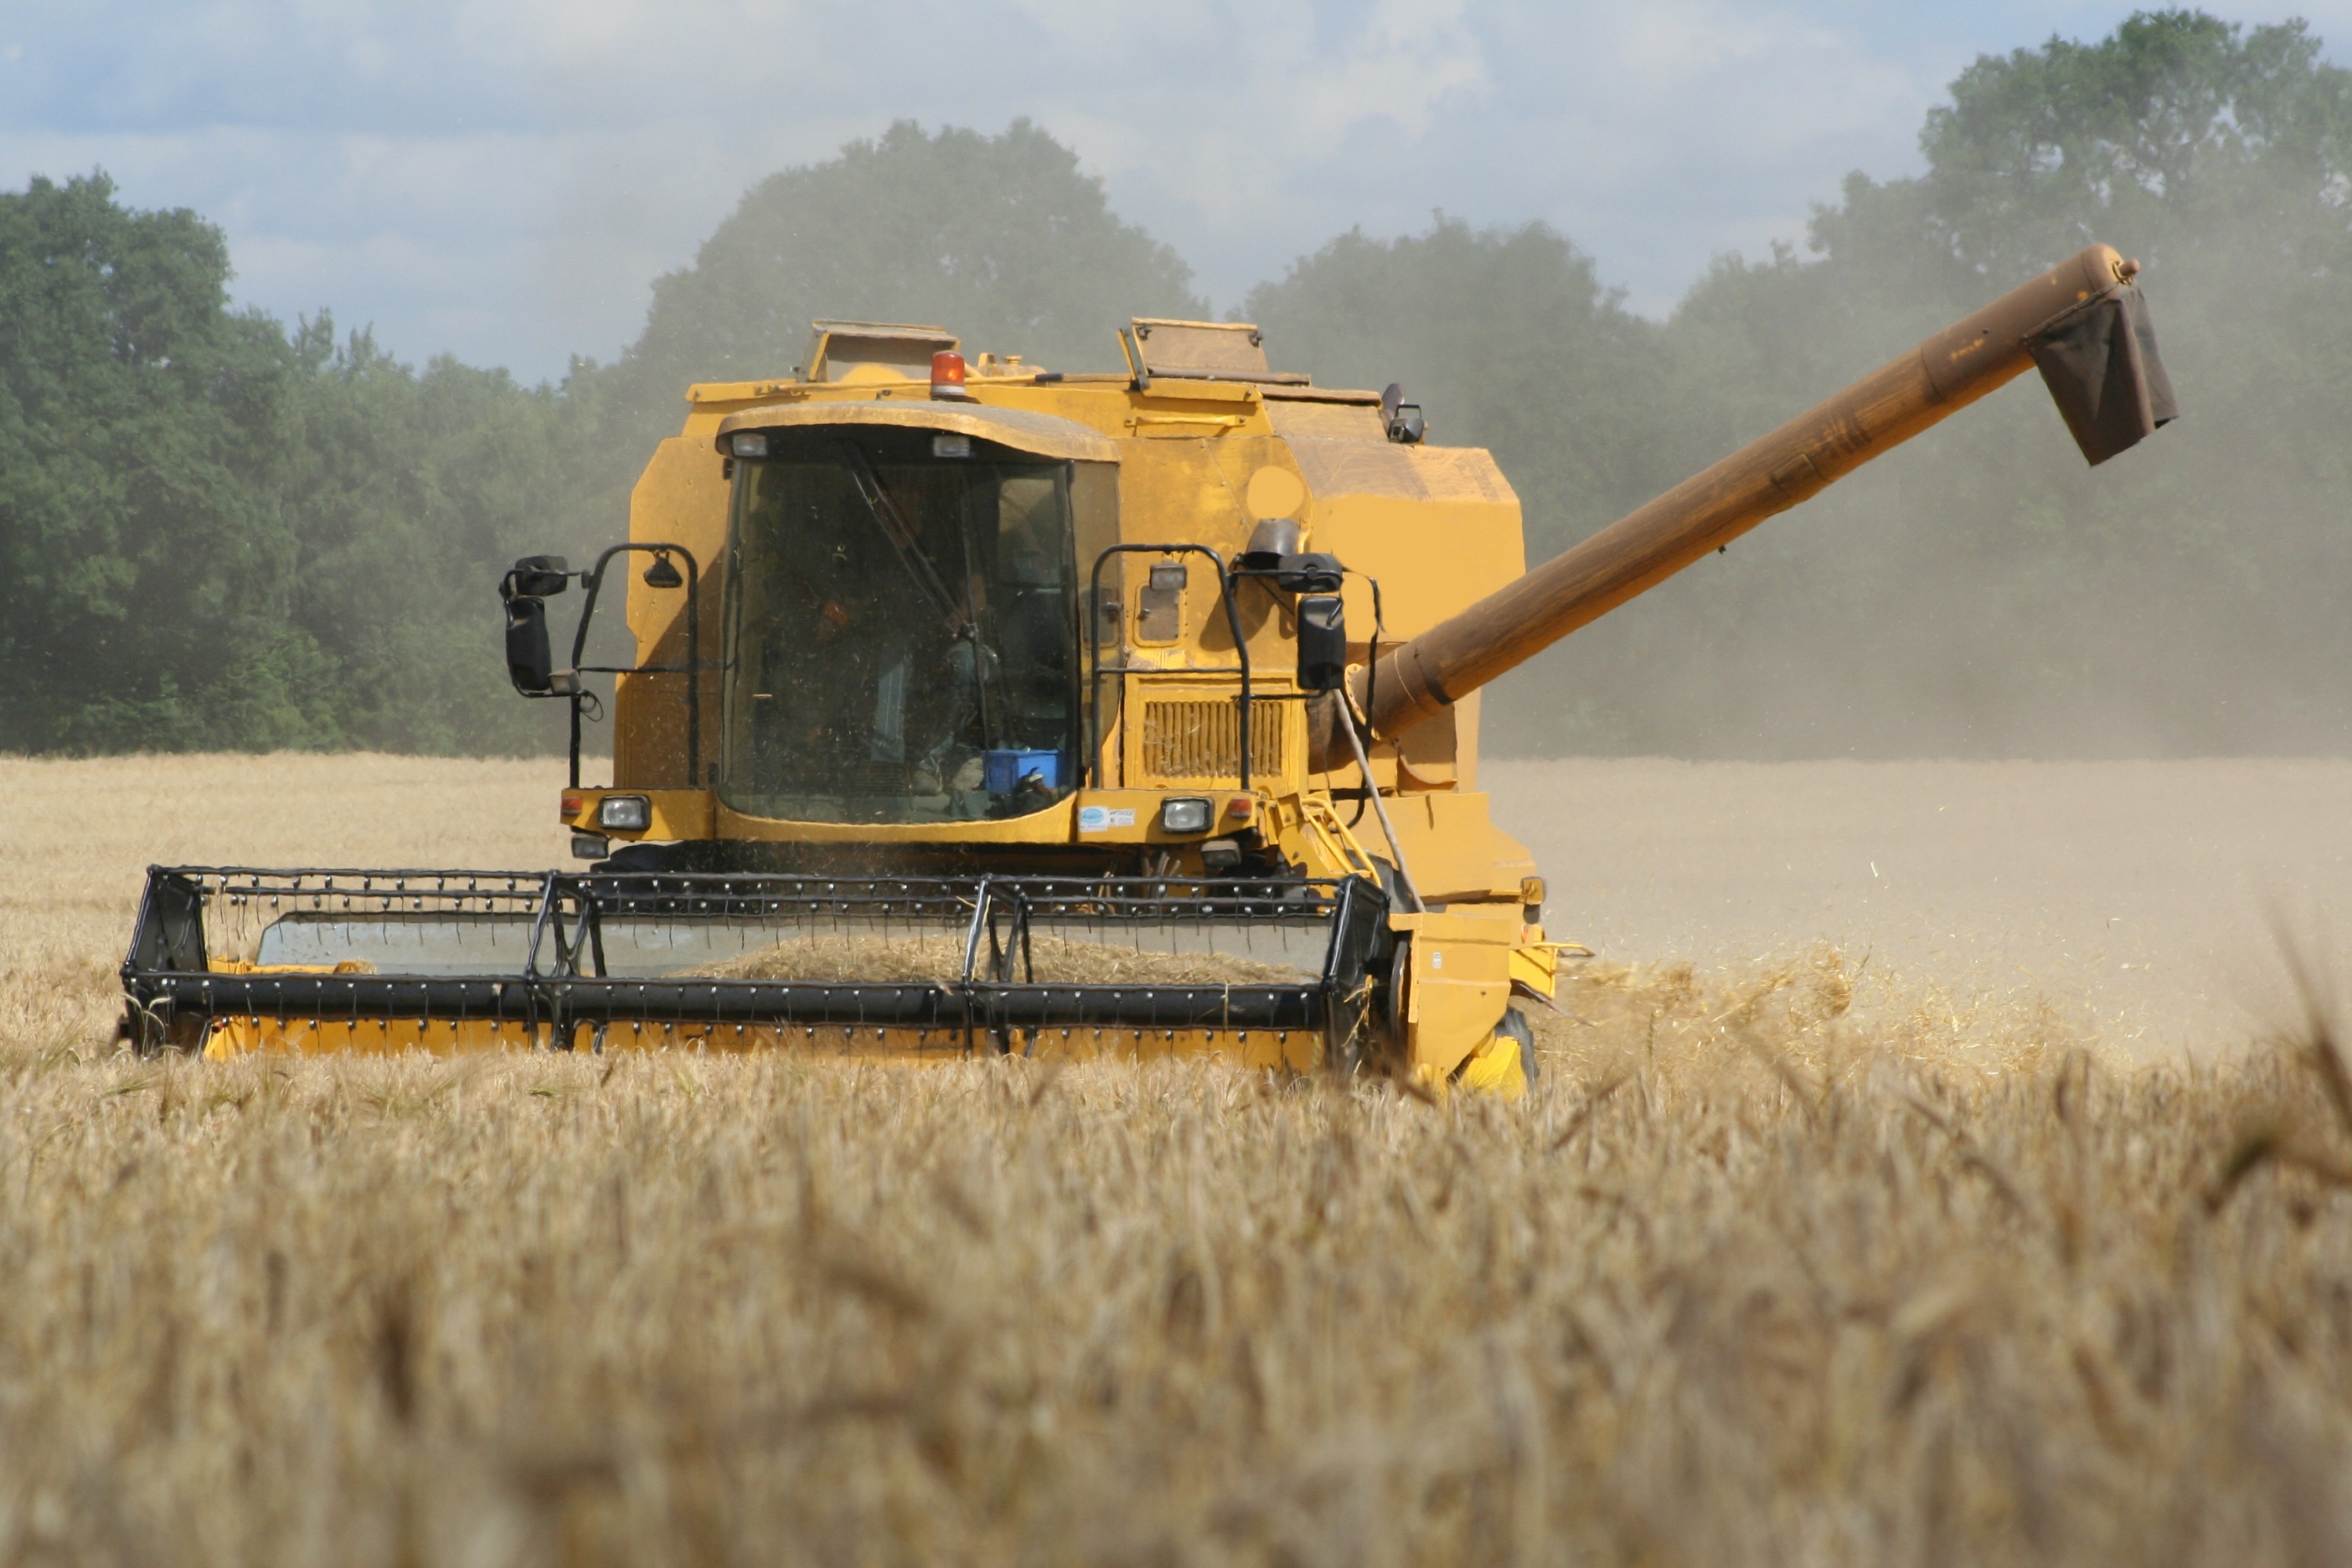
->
[125,870,207,977]
[2027,282,2179,466]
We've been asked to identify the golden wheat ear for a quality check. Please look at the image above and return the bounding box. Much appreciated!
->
[2269,911,2352,1140]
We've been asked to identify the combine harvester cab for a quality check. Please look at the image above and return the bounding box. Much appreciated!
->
[123,256,2175,1093]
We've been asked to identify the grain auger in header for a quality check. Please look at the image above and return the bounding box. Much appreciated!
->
[123,250,2176,1094]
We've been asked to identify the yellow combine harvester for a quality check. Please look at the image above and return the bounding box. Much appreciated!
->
[122,245,2173,1093]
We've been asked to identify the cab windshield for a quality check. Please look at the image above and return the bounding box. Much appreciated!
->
[720,426,1080,824]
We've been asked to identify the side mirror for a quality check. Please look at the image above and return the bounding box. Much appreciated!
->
[1273,552,1345,594]
[1297,593,1347,691]
[1379,382,1425,445]
[505,594,555,695]
[507,554,572,599]
[1236,516,1305,573]
[1234,517,1345,596]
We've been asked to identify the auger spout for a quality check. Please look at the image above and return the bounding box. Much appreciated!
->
[1327,242,2176,757]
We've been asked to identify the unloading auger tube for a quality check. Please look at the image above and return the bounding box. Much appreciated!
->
[1316,242,2177,762]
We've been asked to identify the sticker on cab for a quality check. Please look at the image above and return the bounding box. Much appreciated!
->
[1077,806,1136,833]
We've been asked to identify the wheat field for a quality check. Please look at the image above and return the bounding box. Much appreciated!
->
[6,753,2352,1566]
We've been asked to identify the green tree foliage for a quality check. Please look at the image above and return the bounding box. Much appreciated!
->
[1904,9,2352,281]
[10,20,2352,761]
[0,176,592,753]
[0,125,1202,756]
[275,320,590,754]
[584,119,1204,488]
[0,174,313,751]
[1248,218,1672,559]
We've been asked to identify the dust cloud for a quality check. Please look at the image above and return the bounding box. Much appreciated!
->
[1459,147,2352,762]
[1486,757,2352,1057]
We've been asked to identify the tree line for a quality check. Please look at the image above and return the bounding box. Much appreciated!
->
[3,9,2347,758]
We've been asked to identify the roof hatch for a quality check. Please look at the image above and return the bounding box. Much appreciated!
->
[1123,318,1309,386]
[802,321,960,385]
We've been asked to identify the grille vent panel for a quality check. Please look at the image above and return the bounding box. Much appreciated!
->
[1140,699,1288,782]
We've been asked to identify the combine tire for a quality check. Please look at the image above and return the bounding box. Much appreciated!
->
[1497,1006,1537,1089]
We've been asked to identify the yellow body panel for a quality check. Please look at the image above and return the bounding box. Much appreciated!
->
[1509,930,1560,999]
[204,1019,1323,1071]
[562,787,715,840]
[1393,907,1521,1085]
[203,1018,543,1059]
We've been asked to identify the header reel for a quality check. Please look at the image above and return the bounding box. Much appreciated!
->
[121,867,1395,1069]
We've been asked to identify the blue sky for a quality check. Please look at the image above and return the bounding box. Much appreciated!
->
[1,1,2341,381]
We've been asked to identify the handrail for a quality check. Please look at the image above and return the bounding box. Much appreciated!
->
[1085,543,1253,791]
[565,542,702,789]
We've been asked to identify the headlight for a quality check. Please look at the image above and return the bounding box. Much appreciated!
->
[597,795,652,831]
[730,431,768,459]
[1160,797,1212,834]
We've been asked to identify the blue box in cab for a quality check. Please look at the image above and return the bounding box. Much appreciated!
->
[983,750,1060,795]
